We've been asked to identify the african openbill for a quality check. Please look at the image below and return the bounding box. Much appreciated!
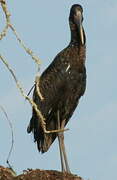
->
[27,4,86,173]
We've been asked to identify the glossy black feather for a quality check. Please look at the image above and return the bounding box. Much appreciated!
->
[27,4,86,153]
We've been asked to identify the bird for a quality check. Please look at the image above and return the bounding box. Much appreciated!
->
[27,4,86,173]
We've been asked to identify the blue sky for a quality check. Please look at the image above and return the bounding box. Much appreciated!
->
[0,1,117,180]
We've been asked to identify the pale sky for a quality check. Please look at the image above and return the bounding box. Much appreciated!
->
[0,1,117,180]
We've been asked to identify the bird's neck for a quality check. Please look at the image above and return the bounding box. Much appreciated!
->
[70,30,80,46]
[69,22,86,46]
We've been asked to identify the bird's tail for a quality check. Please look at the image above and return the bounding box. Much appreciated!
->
[27,115,57,153]
[27,117,34,133]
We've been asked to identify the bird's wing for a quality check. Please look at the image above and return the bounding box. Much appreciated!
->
[27,53,70,151]
[27,48,86,153]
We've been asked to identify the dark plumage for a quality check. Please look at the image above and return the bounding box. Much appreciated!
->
[27,4,86,155]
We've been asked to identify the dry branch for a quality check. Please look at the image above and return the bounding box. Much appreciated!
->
[0,54,68,134]
[0,105,14,164]
[9,24,41,66]
[0,0,69,136]
[0,0,10,40]
[35,75,44,101]
[0,54,46,131]
[0,0,41,66]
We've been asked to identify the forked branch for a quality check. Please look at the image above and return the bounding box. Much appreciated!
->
[0,54,68,134]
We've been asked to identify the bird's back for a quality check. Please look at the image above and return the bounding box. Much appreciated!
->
[28,44,86,153]
[27,4,87,153]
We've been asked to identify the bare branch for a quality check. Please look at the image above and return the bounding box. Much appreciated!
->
[0,54,69,134]
[0,0,41,66]
[27,84,35,96]
[0,54,68,134]
[0,0,11,22]
[0,105,14,168]
[0,53,46,129]
[0,0,10,40]
[35,75,44,101]
[0,1,68,134]
[9,24,41,66]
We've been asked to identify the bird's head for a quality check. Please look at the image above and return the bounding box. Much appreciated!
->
[69,4,85,45]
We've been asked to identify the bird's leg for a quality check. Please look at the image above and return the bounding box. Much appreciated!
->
[60,119,71,173]
[57,110,65,172]
[57,111,71,173]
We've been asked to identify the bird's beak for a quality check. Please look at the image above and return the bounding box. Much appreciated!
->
[74,11,84,45]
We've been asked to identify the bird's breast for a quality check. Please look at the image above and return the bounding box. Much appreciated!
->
[60,45,86,69]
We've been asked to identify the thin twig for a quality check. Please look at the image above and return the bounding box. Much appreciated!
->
[0,0,41,66]
[0,0,10,40]
[0,53,46,126]
[0,105,14,168]
[27,75,44,101]
[0,0,11,22]
[0,1,68,134]
[9,24,41,66]
[27,84,35,96]
[0,24,9,40]
[0,54,68,134]
[35,75,44,101]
